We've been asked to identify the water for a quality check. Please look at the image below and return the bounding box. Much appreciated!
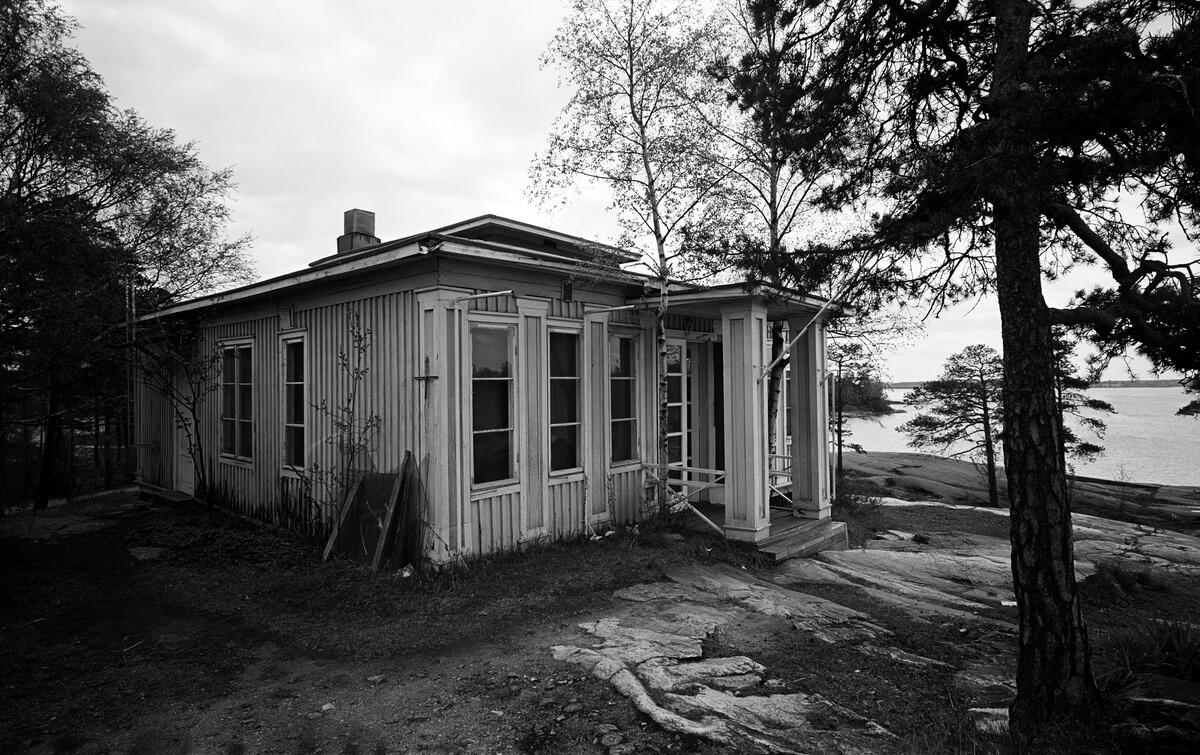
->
[844,387,1200,487]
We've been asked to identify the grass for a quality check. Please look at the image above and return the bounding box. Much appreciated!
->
[1102,620,1200,688]
[831,476,886,547]
[1090,559,1171,595]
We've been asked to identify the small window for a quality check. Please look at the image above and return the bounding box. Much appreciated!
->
[471,324,515,484]
[221,344,253,460]
[609,336,637,462]
[549,332,581,471]
[283,339,305,468]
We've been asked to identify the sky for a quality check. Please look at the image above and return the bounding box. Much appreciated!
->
[57,0,1177,382]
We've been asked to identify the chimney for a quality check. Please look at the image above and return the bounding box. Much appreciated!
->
[337,209,380,253]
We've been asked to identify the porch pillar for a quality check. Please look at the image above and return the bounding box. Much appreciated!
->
[720,300,770,542]
[788,314,831,519]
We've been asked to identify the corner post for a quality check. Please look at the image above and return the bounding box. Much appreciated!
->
[720,299,770,542]
[788,313,831,520]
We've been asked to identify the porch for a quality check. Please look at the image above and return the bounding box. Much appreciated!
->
[681,501,848,562]
[644,283,846,558]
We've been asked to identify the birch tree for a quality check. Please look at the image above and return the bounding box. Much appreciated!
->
[532,0,732,512]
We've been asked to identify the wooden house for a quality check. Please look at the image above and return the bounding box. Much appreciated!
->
[134,210,844,562]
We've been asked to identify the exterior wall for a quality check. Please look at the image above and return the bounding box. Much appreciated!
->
[136,253,658,557]
[191,291,424,536]
[442,273,654,557]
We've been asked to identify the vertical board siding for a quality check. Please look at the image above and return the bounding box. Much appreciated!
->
[468,293,516,314]
[607,466,645,524]
[180,291,421,537]
[548,299,584,319]
[548,477,585,538]
[134,375,171,488]
[471,490,521,554]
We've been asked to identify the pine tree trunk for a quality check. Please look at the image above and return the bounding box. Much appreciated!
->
[993,0,1099,733]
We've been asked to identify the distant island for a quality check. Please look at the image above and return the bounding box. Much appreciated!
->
[886,378,1184,390]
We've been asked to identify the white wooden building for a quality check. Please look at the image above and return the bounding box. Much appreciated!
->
[135,211,844,561]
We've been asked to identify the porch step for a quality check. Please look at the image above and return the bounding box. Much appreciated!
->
[758,519,848,563]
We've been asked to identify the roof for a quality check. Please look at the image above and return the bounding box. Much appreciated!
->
[140,215,645,321]
[644,282,836,319]
[137,214,840,322]
[307,214,637,269]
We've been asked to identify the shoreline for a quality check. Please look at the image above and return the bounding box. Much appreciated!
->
[842,450,1200,532]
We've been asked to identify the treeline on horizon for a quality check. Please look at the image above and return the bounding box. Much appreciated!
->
[886,378,1185,390]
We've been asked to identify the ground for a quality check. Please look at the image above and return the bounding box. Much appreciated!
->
[3,457,1200,754]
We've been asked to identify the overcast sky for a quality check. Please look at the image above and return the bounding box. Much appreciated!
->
[58,0,1173,382]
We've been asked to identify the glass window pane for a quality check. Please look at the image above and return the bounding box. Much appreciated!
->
[285,426,304,467]
[472,326,511,377]
[286,342,303,382]
[550,380,578,424]
[473,430,511,483]
[667,375,681,403]
[550,425,578,470]
[238,420,253,458]
[666,435,682,463]
[609,336,631,377]
[287,385,303,424]
[667,406,682,433]
[611,420,635,462]
[223,350,235,381]
[472,380,510,431]
[611,381,632,420]
[549,333,578,377]
[222,386,236,419]
[665,344,681,372]
[239,385,252,419]
[237,348,252,383]
[221,420,235,455]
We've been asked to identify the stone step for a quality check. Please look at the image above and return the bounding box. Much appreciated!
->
[758,519,848,563]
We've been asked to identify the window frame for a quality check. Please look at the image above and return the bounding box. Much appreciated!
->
[608,332,640,466]
[468,318,519,489]
[280,333,307,475]
[219,339,254,465]
[547,327,583,476]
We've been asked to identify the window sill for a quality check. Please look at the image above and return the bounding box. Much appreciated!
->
[548,467,584,480]
[470,479,520,498]
[280,466,305,479]
[220,455,254,469]
[609,459,641,470]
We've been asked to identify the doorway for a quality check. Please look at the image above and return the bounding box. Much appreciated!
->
[664,340,693,490]
[175,419,195,496]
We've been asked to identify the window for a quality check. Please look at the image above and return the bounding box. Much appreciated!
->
[283,339,305,468]
[221,344,253,459]
[610,335,637,462]
[471,324,515,484]
[549,332,581,471]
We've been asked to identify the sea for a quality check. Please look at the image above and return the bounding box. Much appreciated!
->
[845,386,1200,487]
